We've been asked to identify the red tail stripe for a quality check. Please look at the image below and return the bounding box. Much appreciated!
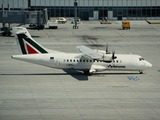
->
[26,43,39,54]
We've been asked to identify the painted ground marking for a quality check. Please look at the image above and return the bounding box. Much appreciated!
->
[45,32,50,38]
[127,76,140,81]
[117,32,125,38]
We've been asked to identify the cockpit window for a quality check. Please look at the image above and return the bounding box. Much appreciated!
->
[138,58,144,61]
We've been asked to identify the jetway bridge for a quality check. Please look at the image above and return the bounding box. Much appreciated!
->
[0,4,48,36]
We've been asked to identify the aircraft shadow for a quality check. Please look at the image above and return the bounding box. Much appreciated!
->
[63,70,88,81]
[93,73,139,75]
[0,72,140,81]
[0,70,88,81]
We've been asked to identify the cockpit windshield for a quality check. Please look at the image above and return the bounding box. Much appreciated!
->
[138,58,144,61]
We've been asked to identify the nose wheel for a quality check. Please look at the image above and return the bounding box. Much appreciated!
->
[139,70,143,74]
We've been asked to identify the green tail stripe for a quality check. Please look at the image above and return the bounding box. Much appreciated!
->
[17,34,27,54]
[17,34,48,54]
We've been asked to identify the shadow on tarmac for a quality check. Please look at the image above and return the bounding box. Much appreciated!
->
[0,71,140,81]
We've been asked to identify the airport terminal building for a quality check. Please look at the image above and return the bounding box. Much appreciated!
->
[0,0,160,20]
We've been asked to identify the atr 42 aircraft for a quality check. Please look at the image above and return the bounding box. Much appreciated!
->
[12,27,152,75]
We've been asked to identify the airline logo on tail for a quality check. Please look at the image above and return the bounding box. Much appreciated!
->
[17,34,48,54]
[12,27,48,55]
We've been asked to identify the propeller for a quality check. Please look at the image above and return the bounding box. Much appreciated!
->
[106,44,110,54]
[112,50,117,60]
[101,44,117,63]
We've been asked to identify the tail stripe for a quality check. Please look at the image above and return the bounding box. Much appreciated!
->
[26,43,39,54]
[17,34,27,54]
[17,34,48,54]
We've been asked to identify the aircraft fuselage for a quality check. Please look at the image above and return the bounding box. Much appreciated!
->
[12,53,152,73]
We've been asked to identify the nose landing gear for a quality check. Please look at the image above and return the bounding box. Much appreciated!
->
[139,70,143,74]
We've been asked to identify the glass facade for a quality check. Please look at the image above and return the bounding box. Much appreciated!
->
[1,0,160,20]
[30,6,160,20]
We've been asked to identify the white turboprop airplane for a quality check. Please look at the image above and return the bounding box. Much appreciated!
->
[11,27,152,75]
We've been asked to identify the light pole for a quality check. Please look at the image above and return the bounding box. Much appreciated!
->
[73,0,78,29]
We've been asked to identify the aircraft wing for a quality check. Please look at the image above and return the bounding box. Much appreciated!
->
[76,46,102,59]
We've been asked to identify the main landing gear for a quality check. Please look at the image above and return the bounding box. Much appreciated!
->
[83,70,93,75]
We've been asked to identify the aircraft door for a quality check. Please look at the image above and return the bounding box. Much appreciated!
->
[55,59,60,67]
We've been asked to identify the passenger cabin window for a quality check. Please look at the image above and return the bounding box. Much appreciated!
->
[77,60,79,62]
[90,60,92,62]
[70,59,72,62]
[83,60,85,62]
[67,59,69,62]
[73,60,75,62]
[80,60,82,62]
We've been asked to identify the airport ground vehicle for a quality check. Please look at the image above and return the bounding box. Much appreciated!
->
[71,17,81,24]
[122,21,130,29]
[56,17,67,23]
[48,18,58,29]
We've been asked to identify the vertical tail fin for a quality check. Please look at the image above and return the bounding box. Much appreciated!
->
[12,27,48,54]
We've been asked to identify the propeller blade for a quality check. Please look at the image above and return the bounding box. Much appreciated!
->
[106,44,110,54]
[112,50,117,60]
[106,44,108,54]
[112,50,114,59]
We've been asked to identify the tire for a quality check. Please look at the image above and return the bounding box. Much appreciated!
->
[139,70,143,74]
[83,70,93,75]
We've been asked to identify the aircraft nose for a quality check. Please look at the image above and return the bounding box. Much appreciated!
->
[146,62,152,68]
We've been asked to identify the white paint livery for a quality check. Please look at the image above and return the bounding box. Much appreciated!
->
[12,27,152,75]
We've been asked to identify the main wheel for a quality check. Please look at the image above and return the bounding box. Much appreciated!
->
[139,70,143,74]
[83,70,93,75]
